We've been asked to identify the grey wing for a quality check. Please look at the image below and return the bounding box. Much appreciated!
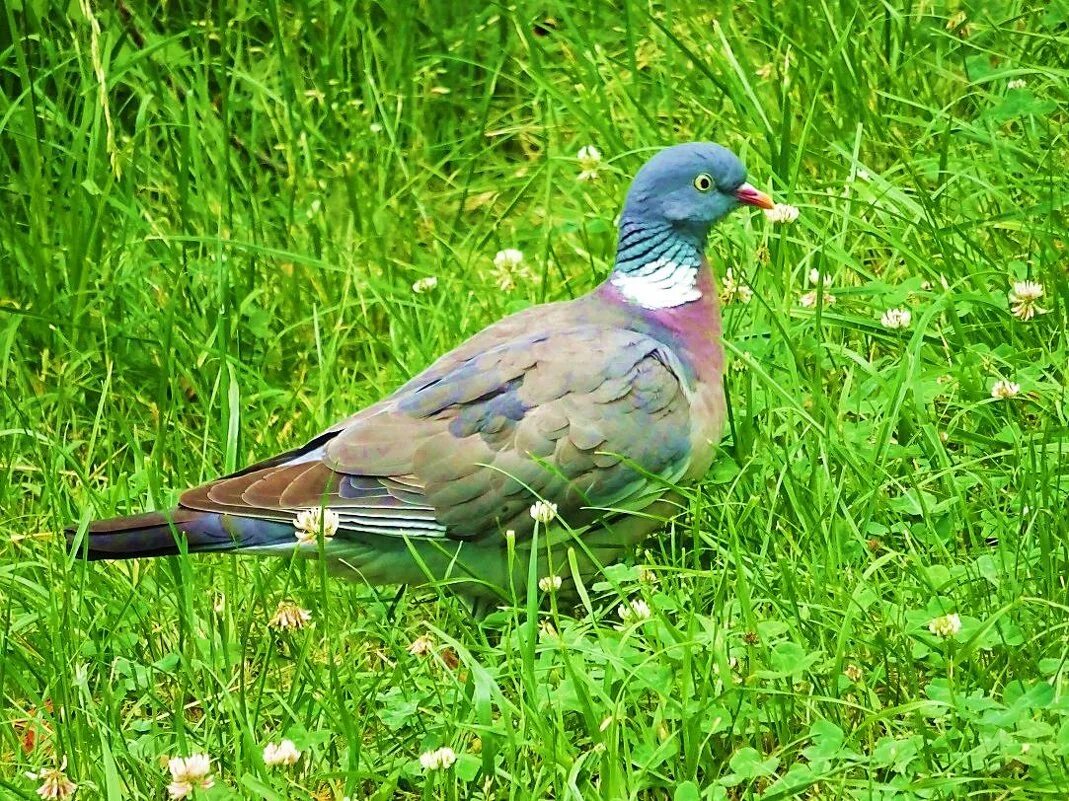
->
[323,325,696,540]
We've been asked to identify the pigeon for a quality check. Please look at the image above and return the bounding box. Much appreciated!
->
[69,142,774,599]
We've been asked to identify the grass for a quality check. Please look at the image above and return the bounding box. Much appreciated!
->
[1,0,1068,798]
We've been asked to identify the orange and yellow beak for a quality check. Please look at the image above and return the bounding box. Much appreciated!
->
[734,183,775,210]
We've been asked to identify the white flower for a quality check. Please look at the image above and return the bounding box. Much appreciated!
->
[412,276,438,294]
[538,619,558,640]
[529,500,558,524]
[1007,78,1027,89]
[493,248,525,291]
[269,600,311,630]
[991,379,1021,400]
[167,754,213,800]
[808,268,832,287]
[880,308,912,329]
[419,746,457,771]
[1008,280,1045,321]
[407,634,435,656]
[763,203,799,224]
[576,145,602,181]
[928,613,961,638]
[263,739,301,768]
[538,574,563,592]
[617,598,652,624]
[32,763,76,800]
[493,248,524,271]
[799,290,836,308]
[294,507,340,545]
[719,269,753,304]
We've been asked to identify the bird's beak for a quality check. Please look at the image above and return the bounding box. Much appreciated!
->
[734,183,775,210]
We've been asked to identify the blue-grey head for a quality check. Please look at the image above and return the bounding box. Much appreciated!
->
[620,142,773,241]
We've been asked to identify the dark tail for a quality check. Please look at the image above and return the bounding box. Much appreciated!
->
[67,508,293,561]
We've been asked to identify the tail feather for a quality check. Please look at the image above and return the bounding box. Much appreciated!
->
[68,508,294,561]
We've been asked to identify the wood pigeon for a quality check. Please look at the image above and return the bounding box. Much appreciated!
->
[69,142,774,599]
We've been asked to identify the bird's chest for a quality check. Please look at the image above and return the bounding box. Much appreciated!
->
[639,269,726,480]
[684,377,726,480]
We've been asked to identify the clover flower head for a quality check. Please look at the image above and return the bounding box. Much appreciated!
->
[419,746,457,771]
[991,379,1021,400]
[529,501,558,524]
[928,613,961,638]
[577,145,602,181]
[764,203,799,224]
[1009,280,1045,321]
[270,600,312,631]
[880,308,912,329]
[294,507,340,544]
[263,739,301,768]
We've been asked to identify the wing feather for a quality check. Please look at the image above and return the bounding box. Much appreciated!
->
[180,317,697,544]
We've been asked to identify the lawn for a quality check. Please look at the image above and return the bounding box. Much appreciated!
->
[1,1,1067,799]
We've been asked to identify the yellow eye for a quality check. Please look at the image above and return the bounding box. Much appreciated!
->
[693,173,714,192]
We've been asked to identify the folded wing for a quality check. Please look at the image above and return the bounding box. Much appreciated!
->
[180,325,695,542]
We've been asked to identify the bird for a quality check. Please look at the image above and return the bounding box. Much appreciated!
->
[68,142,774,601]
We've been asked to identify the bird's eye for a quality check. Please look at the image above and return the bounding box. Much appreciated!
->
[693,173,714,192]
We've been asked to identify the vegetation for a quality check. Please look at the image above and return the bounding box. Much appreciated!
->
[1,1,1067,798]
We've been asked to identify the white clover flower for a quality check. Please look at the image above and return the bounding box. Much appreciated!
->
[419,746,457,771]
[294,507,340,545]
[30,763,76,800]
[538,574,563,592]
[719,269,753,305]
[991,379,1021,400]
[412,276,438,294]
[493,248,524,271]
[843,664,863,683]
[576,145,602,181]
[763,203,799,224]
[1008,280,1046,321]
[1007,78,1027,89]
[269,600,312,631]
[928,613,961,638]
[617,598,652,624]
[407,634,435,656]
[167,754,213,800]
[493,248,525,291]
[538,619,558,640]
[880,308,912,330]
[529,500,558,524]
[263,739,301,768]
[799,290,836,308]
[808,268,832,287]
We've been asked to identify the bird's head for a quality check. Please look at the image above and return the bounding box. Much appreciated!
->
[620,142,773,239]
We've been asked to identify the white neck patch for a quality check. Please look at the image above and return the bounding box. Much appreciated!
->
[610,256,701,310]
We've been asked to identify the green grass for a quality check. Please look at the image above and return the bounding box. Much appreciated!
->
[2,0,1068,798]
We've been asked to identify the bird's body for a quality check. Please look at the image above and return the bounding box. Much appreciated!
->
[70,142,774,598]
